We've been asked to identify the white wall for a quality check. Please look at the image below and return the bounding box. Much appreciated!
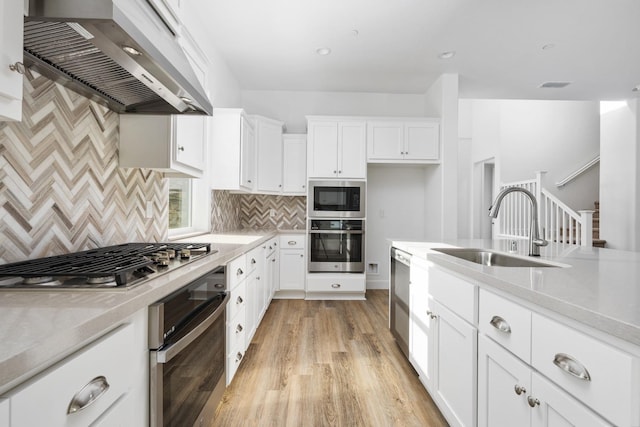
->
[366,165,428,289]
[240,90,428,132]
[499,100,600,211]
[600,100,640,251]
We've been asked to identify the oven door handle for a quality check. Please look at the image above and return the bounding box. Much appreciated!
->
[309,230,364,234]
[155,293,229,364]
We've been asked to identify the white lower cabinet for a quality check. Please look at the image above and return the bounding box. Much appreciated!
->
[306,273,366,300]
[408,257,435,391]
[430,298,477,427]
[277,234,305,298]
[478,334,612,427]
[8,320,142,427]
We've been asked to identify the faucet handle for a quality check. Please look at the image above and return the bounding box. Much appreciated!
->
[533,238,548,247]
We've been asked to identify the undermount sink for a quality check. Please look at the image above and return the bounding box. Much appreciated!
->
[432,248,562,268]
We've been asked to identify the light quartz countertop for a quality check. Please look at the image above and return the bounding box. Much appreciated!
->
[391,238,640,348]
[0,230,294,395]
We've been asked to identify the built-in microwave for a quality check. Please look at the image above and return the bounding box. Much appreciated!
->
[308,180,365,218]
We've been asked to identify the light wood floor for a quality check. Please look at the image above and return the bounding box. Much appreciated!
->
[212,290,448,426]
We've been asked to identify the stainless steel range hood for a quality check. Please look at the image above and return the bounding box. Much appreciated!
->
[24,0,212,115]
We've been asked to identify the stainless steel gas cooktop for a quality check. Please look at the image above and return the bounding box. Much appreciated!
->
[0,242,215,289]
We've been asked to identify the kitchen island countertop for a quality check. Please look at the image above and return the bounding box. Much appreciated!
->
[391,238,640,348]
[0,230,281,395]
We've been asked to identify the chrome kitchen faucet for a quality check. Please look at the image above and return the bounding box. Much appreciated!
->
[489,187,548,256]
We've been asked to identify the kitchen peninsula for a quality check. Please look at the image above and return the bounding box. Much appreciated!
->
[391,238,640,427]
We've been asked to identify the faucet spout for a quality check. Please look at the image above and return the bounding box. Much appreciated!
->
[488,187,548,256]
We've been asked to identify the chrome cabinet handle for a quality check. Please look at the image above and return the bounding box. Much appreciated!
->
[67,376,110,414]
[9,62,26,74]
[489,315,512,334]
[177,145,185,151]
[527,396,540,408]
[426,310,437,320]
[235,352,243,362]
[237,268,243,276]
[514,384,526,395]
[288,240,297,245]
[333,170,337,174]
[553,353,591,381]
[236,296,243,304]
[300,254,303,258]
[236,324,243,333]
[251,258,256,265]
[331,283,341,288]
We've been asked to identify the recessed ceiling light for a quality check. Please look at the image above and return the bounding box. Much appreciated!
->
[316,47,332,56]
[122,45,141,56]
[539,81,571,89]
[438,51,456,60]
[542,44,556,50]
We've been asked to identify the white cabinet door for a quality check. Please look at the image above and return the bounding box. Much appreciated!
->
[240,116,256,191]
[0,399,8,427]
[255,117,284,193]
[308,121,339,178]
[174,115,207,172]
[478,335,531,427]
[279,249,305,290]
[367,121,404,160]
[0,0,23,121]
[530,373,612,427]
[409,261,436,391]
[432,299,477,427]
[337,121,367,179]
[404,121,439,160]
[282,134,307,194]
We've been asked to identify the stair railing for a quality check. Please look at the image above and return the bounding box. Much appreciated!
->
[496,171,593,247]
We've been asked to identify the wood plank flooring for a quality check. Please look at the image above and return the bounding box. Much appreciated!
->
[212,290,448,426]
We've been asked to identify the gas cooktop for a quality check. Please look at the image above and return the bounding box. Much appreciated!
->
[0,242,216,289]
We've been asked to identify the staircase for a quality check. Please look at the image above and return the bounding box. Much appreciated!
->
[592,201,606,248]
[496,172,604,248]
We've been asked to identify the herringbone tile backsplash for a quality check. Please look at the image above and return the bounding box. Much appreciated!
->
[0,74,167,264]
[212,190,306,232]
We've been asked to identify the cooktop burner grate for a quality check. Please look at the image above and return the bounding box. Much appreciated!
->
[0,243,212,287]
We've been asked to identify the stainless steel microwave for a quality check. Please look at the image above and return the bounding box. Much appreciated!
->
[308,180,365,218]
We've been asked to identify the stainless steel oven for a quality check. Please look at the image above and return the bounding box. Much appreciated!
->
[308,219,365,272]
[308,180,365,218]
[149,266,229,427]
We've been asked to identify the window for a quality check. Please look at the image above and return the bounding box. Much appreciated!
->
[169,178,192,229]
[168,177,209,237]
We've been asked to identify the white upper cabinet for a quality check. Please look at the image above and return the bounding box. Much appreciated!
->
[119,114,207,178]
[0,0,24,121]
[254,115,285,193]
[282,134,307,195]
[367,119,440,163]
[307,117,367,179]
[211,108,255,192]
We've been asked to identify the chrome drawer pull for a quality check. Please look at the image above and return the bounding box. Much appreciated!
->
[489,315,512,334]
[527,396,540,408]
[426,310,438,320]
[236,296,243,304]
[236,324,243,333]
[331,283,341,288]
[288,240,297,245]
[514,384,526,395]
[67,376,110,414]
[553,353,591,381]
[237,268,244,276]
[236,352,243,362]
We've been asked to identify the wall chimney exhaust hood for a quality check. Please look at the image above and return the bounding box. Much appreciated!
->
[24,0,212,115]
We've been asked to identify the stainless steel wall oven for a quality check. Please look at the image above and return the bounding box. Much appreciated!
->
[149,266,228,427]
[308,180,365,218]
[308,219,365,273]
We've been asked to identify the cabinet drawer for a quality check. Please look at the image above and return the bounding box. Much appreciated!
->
[228,255,247,289]
[246,247,261,275]
[479,289,531,363]
[280,234,305,249]
[306,274,365,293]
[531,313,640,427]
[227,305,247,358]
[10,323,134,427]
[428,266,476,324]
[227,280,247,322]
[227,349,245,384]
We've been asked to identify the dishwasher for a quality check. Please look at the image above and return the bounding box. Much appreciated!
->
[390,247,411,358]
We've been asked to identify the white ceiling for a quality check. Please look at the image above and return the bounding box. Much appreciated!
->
[199,0,640,100]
